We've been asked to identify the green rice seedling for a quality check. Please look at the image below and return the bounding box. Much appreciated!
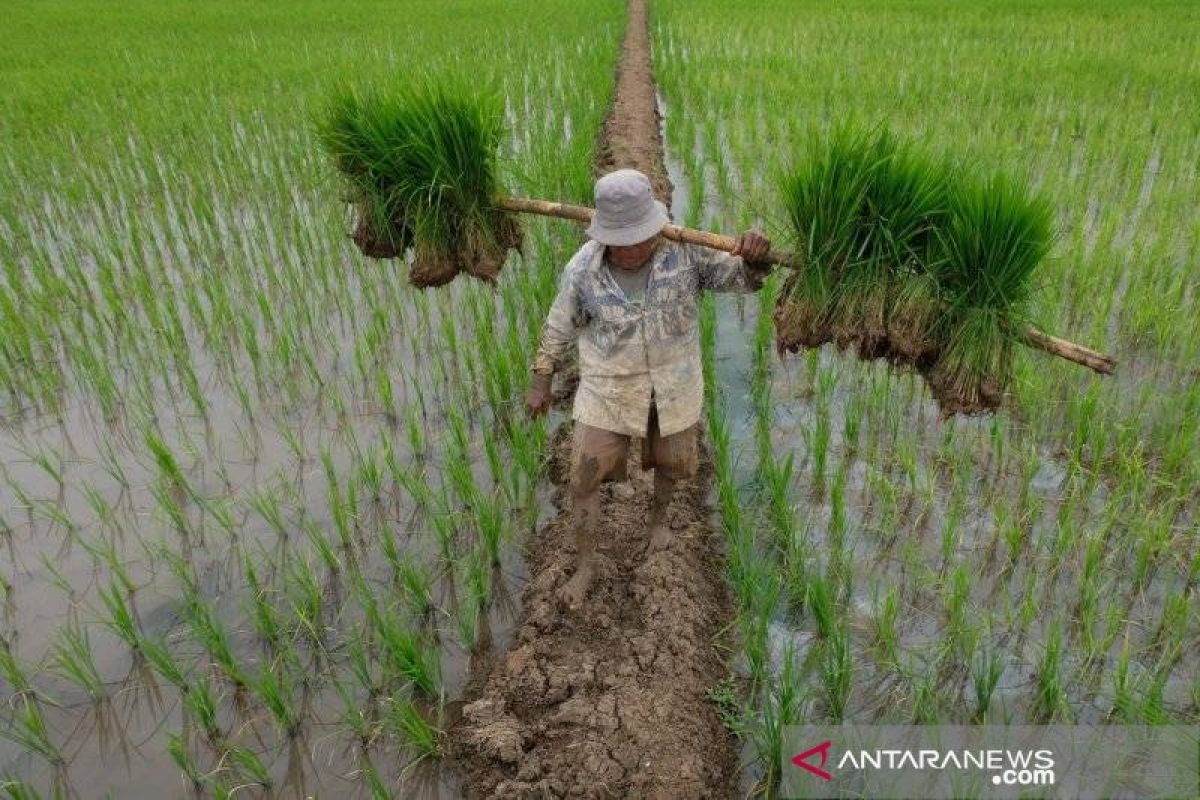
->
[842,391,865,455]
[139,635,189,694]
[149,479,190,541]
[738,555,781,693]
[318,78,520,287]
[0,779,62,800]
[255,658,303,740]
[384,697,445,765]
[911,665,940,723]
[242,556,285,655]
[774,126,875,353]
[321,449,358,555]
[829,458,849,553]
[0,696,63,769]
[929,173,1053,415]
[248,487,290,542]
[474,491,507,568]
[838,135,947,356]
[395,555,435,619]
[0,642,36,699]
[1033,619,1068,722]
[390,459,434,512]
[301,516,342,579]
[1132,506,1174,591]
[429,509,458,567]
[356,447,386,506]
[764,451,796,545]
[888,272,944,363]
[358,757,392,800]
[144,430,194,500]
[482,423,505,497]
[749,643,803,797]
[463,546,492,626]
[971,641,1004,721]
[186,600,249,690]
[805,404,831,497]
[336,677,378,751]
[98,580,142,654]
[345,626,378,701]
[20,444,65,497]
[49,622,106,703]
[455,591,480,655]
[166,732,203,795]
[819,627,852,722]
[806,572,837,640]
[182,672,224,747]
[871,585,900,666]
[287,555,327,650]
[1150,593,1189,657]
[943,564,971,657]
[782,527,811,618]
[376,609,440,699]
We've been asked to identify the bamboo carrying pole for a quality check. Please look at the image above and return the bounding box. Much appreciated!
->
[496,196,1116,375]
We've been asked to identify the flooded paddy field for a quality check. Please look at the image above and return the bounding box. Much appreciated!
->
[654,0,1199,791]
[3,0,1198,797]
[0,1,624,795]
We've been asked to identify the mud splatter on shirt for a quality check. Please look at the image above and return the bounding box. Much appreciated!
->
[531,238,766,437]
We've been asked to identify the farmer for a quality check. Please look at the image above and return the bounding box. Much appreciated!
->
[525,168,772,609]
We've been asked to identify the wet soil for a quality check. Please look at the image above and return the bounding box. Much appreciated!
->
[593,0,674,207]
[451,1,739,796]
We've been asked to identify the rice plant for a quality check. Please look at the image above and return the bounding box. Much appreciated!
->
[48,622,106,703]
[255,658,304,740]
[166,732,203,795]
[184,673,224,745]
[749,643,803,797]
[0,696,63,770]
[971,641,1005,722]
[819,627,852,722]
[223,745,272,792]
[376,609,441,699]
[1033,619,1068,722]
[139,635,191,694]
[384,696,445,765]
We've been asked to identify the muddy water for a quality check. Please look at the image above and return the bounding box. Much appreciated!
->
[0,217,540,796]
[655,60,1197,799]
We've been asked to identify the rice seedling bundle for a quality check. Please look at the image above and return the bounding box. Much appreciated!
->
[319,85,1104,412]
[318,79,522,287]
[775,125,1054,415]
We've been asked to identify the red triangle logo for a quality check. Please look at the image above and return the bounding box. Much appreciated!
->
[791,740,833,780]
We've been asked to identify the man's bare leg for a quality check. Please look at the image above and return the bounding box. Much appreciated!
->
[646,469,677,553]
[558,487,599,609]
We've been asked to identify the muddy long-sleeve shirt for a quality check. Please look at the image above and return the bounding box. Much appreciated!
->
[531,238,768,437]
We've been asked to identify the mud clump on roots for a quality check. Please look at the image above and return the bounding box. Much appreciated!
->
[350,203,411,259]
[925,361,1005,417]
[365,213,522,289]
[410,243,460,289]
[772,298,832,355]
[458,215,524,284]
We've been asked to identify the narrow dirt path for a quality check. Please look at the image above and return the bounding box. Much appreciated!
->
[452,1,739,797]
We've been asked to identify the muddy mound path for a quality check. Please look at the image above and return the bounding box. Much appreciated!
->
[451,1,739,797]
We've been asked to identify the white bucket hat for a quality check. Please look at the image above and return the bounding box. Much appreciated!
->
[586,168,670,246]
